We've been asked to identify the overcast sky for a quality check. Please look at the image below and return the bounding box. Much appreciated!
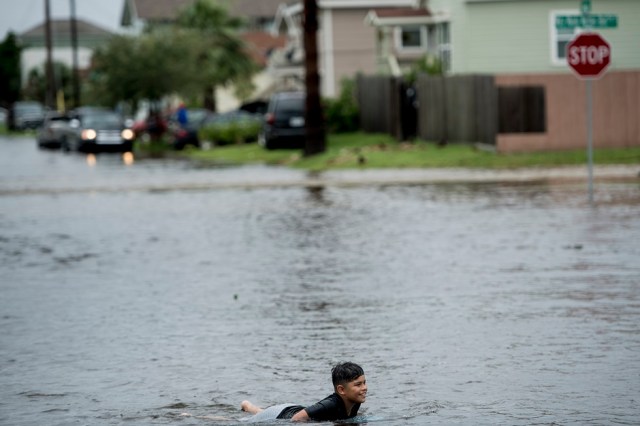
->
[1,0,123,39]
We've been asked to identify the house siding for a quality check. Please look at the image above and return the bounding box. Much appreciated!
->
[325,8,377,97]
[427,0,640,74]
[21,48,94,83]
[496,71,640,152]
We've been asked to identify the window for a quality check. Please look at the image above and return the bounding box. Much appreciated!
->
[402,26,422,48]
[395,26,426,51]
[550,10,581,66]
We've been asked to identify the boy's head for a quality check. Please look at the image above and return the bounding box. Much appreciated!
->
[331,362,365,390]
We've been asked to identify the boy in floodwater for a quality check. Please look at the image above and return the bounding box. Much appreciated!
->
[240,361,367,422]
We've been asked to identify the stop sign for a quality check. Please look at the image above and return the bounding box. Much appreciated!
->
[566,32,611,79]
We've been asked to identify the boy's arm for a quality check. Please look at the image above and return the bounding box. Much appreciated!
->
[291,409,309,422]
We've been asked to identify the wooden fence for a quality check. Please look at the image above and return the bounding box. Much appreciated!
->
[356,70,640,151]
[416,74,497,145]
[356,75,402,140]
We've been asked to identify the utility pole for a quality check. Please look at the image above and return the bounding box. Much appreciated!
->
[70,0,80,108]
[303,0,325,156]
[44,0,56,109]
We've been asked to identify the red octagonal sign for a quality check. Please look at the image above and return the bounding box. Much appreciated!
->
[566,32,611,79]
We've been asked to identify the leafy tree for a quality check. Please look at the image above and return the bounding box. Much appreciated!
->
[175,0,256,111]
[89,31,202,110]
[88,0,255,113]
[0,32,22,107]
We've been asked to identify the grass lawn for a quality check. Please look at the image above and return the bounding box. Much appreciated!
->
[177,132,640,170]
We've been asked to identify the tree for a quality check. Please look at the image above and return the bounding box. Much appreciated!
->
[89,0,254,113]
[0,32,22,108]
[89,31,202,110]
[303,0,326,156]
[175,0,256,111]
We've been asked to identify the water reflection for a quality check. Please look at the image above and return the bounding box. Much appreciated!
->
[122,151,135,165]
[85,152,134,167]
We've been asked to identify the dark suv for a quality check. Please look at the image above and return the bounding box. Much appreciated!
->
[259,91,306,149]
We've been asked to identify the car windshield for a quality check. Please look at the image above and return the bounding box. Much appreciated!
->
[83,114,122,129]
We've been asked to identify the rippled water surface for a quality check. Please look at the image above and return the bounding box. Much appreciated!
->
[1,137,639,425]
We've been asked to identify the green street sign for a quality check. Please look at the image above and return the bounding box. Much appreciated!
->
[581,0,592,15]
[555,14,618,30]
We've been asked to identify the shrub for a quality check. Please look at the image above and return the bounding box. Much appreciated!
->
[199,119,261,146]
[405,54,444,84]
[324,78,359,133]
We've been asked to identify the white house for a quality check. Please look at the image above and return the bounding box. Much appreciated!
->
[18,19,113,85]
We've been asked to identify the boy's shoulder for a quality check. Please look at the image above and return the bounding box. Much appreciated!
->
[306,393,358,421]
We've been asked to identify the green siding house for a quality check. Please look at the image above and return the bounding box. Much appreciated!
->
[426,0,639,74]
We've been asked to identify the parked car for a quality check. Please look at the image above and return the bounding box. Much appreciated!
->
[10,101,45,131]
[167,108,211,150]
[37,112,70,149]
[61,108,134,152]
[259,91,306,150]
[0,107,7,128]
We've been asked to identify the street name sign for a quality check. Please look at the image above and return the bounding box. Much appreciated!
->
[566,32,611,79]
[555,14,618,30]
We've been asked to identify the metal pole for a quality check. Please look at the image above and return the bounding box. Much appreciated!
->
[583,1,594,205]
[586,79,594,204]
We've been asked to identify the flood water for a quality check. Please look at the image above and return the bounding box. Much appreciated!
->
[1,136,639,425]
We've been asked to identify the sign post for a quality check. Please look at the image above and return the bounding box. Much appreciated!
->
[566,30,611,204]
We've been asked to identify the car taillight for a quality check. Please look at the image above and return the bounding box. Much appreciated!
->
[265,113,275,125]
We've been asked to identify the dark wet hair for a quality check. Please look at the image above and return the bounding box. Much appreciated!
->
[331,362,364,389]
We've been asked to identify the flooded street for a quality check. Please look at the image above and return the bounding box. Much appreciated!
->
[1,135,639,425]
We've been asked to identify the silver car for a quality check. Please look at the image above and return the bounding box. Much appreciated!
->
[37,112,70,149]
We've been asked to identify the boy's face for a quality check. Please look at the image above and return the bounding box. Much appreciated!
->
[338,375,367,404]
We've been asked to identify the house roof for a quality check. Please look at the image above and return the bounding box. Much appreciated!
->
[372,8,432,19]
[366,7,441,27]
[19,19,114,48]
[229,0,289,18]
[127,0,194,21]
[122,0,287,25]
[21,19,113,38]
[241,31,287,66]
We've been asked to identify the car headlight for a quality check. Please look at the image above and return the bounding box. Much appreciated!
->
[81,129,97,140]
[121,129,135,140]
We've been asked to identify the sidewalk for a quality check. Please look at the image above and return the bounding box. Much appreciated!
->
[311,165,640,187]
